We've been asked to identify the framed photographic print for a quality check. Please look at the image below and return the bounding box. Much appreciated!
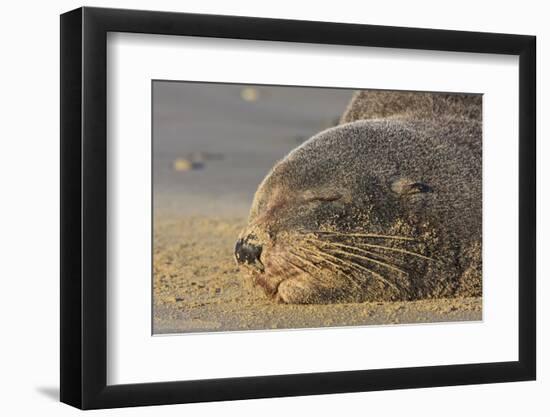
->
[60,6,536,409]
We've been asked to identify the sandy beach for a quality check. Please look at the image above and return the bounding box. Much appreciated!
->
[153,215,482,334]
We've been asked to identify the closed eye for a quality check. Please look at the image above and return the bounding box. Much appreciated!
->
[304,193,343,203]
[408,182,433,193]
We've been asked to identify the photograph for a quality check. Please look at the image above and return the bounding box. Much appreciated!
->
[55,4,538,411]
[152,81,483,334]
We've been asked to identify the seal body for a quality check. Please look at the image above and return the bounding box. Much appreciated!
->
[235,90,482,304]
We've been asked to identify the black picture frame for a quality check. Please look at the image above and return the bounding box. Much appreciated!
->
[60,6,536,410]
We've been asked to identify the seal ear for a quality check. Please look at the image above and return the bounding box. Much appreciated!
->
[391,178,433,195]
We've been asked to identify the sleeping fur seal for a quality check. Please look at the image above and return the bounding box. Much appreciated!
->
[235,90,482,304]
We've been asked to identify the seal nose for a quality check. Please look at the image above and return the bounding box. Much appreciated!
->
[235,237,263,267]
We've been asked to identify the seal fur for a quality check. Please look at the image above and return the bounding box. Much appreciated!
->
[236,90,482,304]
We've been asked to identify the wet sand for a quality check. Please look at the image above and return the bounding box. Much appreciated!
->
[153,215,482,334]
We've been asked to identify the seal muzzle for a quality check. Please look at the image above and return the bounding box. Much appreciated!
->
[235,236,263,270]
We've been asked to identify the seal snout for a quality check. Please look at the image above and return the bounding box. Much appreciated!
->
[235,235,263,271]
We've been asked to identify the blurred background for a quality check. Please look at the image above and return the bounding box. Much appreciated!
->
[152,81,354,217]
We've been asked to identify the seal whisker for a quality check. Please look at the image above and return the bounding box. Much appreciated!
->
[300,245,400,292]
[270,256,296,280]
[319,244,409,276]
[304,230,417,242]
[286,250,323,272]
[281,255,313,278]
[305,239,410,274]
[285,245,362,289]
[304,236,433,262]
[322,243,407,268]
[288,248,361,289]
[332,240,434,262]
[267,264,285,278]
[297,245,355,272]
[296,246,364,290]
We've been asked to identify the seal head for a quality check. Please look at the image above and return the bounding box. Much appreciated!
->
[236,91,482,304]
